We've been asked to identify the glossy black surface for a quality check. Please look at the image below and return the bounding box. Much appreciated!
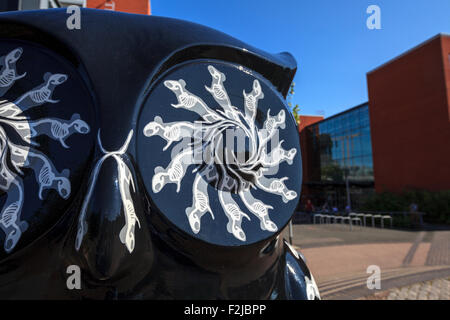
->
[0,8,319,300]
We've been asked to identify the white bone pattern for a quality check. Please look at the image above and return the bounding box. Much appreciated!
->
[0,48,26,89]
[0,70,15,87]
[29,89,51,104]
[144,65,298,242]
[0,48,90,253]
[51,121,68,137]
[75,130,140,254]
[178,93,197,108]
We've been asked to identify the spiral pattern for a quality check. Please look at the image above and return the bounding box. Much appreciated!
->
[143,65,298,242]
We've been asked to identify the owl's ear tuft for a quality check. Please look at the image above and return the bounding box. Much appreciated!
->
[154,116,163,124]
[61,169,70,178]
[154,166,164,174]
[43,72,52,81]
[70,113,81,121]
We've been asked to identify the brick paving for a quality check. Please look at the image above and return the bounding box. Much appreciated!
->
[300,243,413,284]
[426,231,450,266]
[361,277,450,300]
[325,266,450,300]
[283,224,421,249]
[402,231,426,266]
[283,223,450,299]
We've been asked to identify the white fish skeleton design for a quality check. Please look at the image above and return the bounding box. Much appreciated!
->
[0,47,90,253]
[144,65,298,242]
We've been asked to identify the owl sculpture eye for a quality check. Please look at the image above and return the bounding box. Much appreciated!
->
[137,61,302,246]
[0,41,95,257]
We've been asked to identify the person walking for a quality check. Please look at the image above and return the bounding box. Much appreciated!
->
[321,202,330,213]
[305,199,314,213]
[409,202,419,226]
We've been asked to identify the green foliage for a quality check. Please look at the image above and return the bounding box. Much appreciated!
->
[287,82,301,124]
[360,189,450,224]
[321,163,344,182]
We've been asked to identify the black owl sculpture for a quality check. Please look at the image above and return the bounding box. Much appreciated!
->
[0,8,320,300]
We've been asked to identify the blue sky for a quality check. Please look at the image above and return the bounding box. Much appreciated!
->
[152,0,450,118]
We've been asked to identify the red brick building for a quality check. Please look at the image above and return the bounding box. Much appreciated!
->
[367,33,450,193]
[298,34,450,209]
[298,115,323,183]
[87,0,151,15]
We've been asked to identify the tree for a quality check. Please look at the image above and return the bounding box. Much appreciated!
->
[287,82,301,124]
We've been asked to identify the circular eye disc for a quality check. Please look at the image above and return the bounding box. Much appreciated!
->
[137,61,301,246]
[0,40,95,257]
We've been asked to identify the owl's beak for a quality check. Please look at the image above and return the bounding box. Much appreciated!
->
[73,155,153,280]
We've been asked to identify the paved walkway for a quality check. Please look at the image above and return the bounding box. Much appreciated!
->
[361,277,450,300]
[283,224,450,299]
[426,231,450,266]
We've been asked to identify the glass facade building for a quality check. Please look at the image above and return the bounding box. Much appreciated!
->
[307,103,373,183]
[302,102,375,209]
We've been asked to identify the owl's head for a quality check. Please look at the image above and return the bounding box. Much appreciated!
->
[0,9,311,300]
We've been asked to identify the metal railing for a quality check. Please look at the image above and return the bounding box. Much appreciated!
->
[293,210,426,229]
